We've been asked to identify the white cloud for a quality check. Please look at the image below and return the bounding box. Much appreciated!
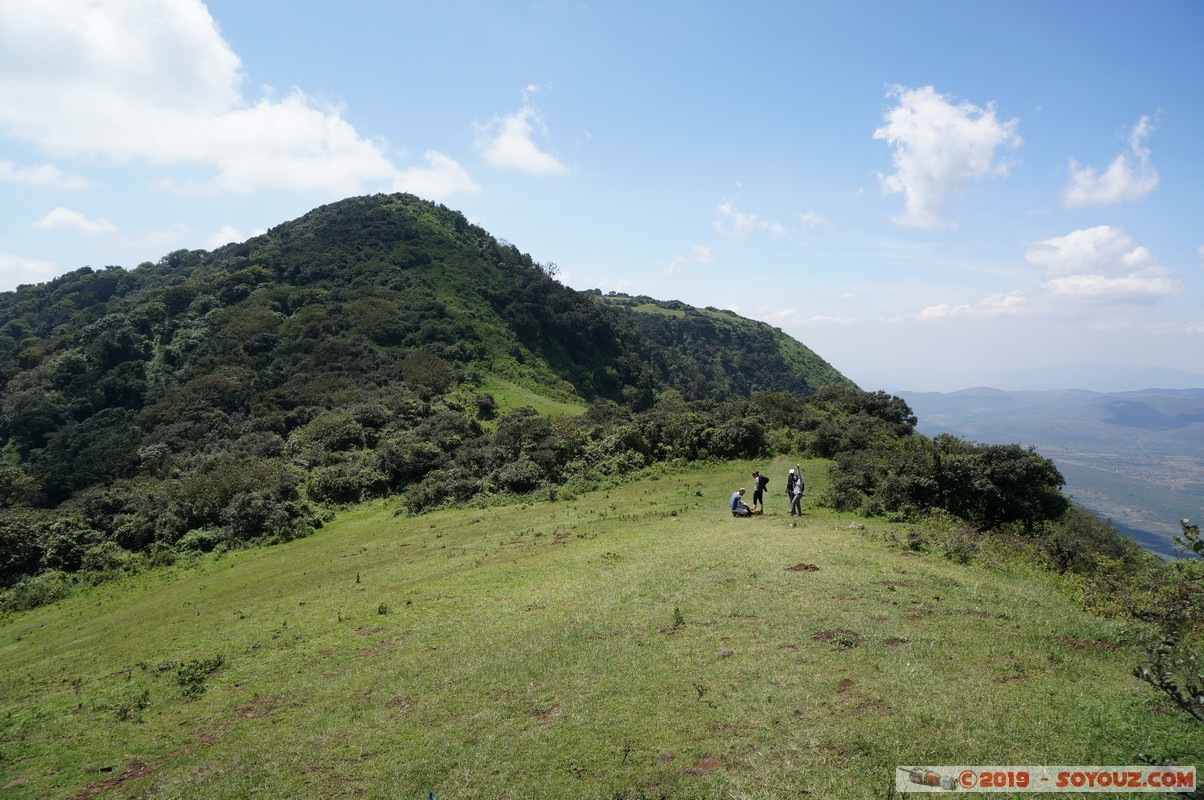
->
[392,150,481,200]
[1062,116,1159,207]
[803,315,859,326]
[476,86,569,175]
[873,85,1021,229]
[205,225,265,250]
[912,226,1180,322]
[1024,226,1174,303]
[713,201,788,240]
[662,243,714,276]
[1024,224,1152,277]
[798,211,832,234]
[0,251,60,288]
[31,207,118,236]
[0,161,93,190]
[0,1,473,199]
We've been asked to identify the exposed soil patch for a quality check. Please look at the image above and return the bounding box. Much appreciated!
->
[530,703,559,724]
[70,761,150,800]
[317,649,333,658]
[836,677,854,693]
[811,629,862,647]
[685,756,722,776]
[962,610,993,618]
[354,626,383,637]
[848,700,893,717]
[786,563,820,572]
[238,697,275,719]
[884,636,909,647]
[996,674,1029,683]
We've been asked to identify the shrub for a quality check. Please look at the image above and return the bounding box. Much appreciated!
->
[306,459,388,505]
[0,570,75,612]
[0,508,46,584]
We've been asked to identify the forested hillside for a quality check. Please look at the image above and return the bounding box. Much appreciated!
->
[0,194,850,601]
[0,193,1193,661]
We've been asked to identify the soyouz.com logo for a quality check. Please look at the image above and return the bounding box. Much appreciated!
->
[896,765,1197,793]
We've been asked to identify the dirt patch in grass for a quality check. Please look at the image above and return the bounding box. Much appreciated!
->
[70,760,151,800]
[786,563,820,572]
[530,703,559,724]
[238,696,275,719]
[196,727,221,746]
[847,700,893,717]
[685,756,722,776]
[812,629,864,649]
[962,610,993,618]
[836,677,854,693]
[884,636,909,647]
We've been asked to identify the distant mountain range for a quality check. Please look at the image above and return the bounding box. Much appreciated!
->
[899,386,1204,558]
[886,364,1204,394]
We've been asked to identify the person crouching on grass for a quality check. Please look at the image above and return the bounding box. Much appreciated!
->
[730,487,760,516]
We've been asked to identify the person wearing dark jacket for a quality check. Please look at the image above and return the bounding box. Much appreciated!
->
[789,465,804,516]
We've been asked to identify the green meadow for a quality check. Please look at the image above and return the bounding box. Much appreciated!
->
[1,458,1198,799]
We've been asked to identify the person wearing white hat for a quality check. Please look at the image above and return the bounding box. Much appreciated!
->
[786,464,803,515]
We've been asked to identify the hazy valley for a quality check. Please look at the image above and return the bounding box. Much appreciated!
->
[902,386,1204,558]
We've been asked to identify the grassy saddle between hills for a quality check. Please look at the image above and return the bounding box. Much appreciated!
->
[0,458,1199,799]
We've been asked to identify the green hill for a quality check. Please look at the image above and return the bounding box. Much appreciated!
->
[0,459,1198,799]
[0,193,853,597]
[0,193,1200,797]
[596,294,849,399]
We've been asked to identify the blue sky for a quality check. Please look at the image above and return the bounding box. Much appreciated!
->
[1,1,1202,391]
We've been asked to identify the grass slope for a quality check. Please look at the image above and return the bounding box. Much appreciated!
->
[1,459,1198,799]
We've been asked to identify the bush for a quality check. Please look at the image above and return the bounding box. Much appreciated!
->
[0,508,46,584]
[0,570,76,612]
[80,541,135,574]
[306,459,388,505]
[176,527,230,553]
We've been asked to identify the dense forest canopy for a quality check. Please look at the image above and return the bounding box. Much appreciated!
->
[0,194,1177,627]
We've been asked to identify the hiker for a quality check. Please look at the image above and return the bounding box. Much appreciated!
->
[790,466,805,516]
[730,487,760,517]
[751,470,770,511]
[785,468,797,502]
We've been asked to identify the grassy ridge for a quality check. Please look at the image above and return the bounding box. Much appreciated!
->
[1,458,1198,799]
